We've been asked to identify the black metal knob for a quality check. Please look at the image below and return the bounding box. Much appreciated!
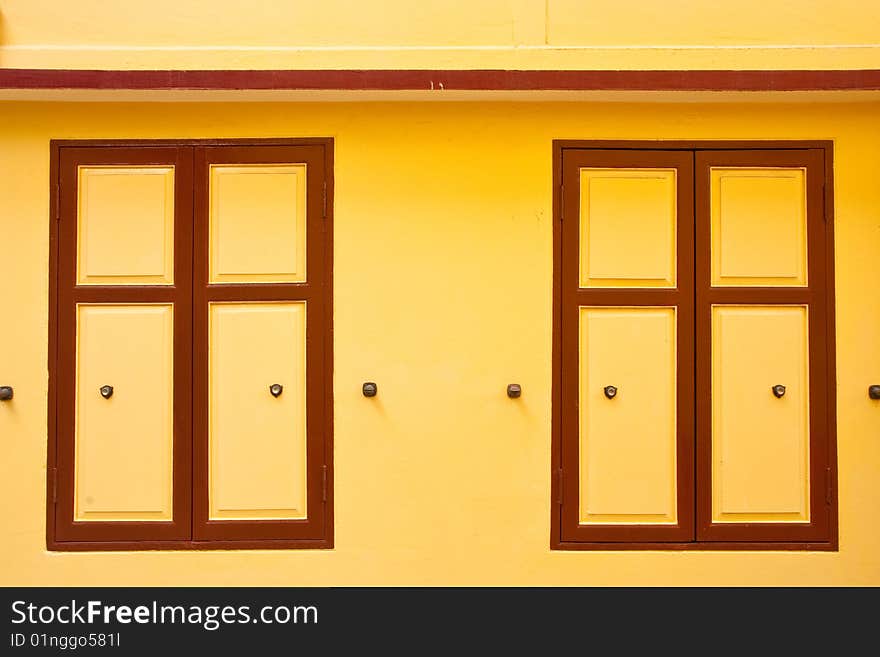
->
[269,384,283,398]
[603,385,618,399]
[772,384,786,398]
[0,386,12,401]
[362,382,378,397]
[869,385,880,400]
[507,383,522,398]
[99,385,113,399]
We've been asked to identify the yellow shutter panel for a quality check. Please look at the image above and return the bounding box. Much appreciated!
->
[709,167,808,287]
[711,305,811,523]
[578,307,678,524]
[208,302,308,520]
[209,164,307,283]
[77,166,175,285]
[75,304,175,521]
[579,168,677,288]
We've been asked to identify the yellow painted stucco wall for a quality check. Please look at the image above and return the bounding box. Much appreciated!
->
[0,99,878,585]
[0,0,879,69]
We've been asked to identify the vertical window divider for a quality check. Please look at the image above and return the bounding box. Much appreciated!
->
[189,145,197,542]
[691,149,698,537]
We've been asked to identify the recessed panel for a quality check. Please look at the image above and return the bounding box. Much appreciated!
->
[77,166,175,285]
[579,168,677,288]
[209,164,307,283]
[711,168,808,287]
[75,304,174,521]
[579,307,678,524]
[711,305,810,523]
[209,302,307,520]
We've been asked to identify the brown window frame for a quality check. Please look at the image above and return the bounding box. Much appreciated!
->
[551,140,838,551]
[47,138,334,551]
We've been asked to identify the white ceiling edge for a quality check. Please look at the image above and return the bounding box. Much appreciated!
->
[0,88,879,103]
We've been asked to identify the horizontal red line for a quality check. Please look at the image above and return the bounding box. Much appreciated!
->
[1,69,879,91]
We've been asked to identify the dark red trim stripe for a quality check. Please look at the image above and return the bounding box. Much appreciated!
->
[2,69,880,91]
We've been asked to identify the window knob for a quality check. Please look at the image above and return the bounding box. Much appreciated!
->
[507,383,522,398]
[603,385,618,399]
[772,384,786,398]
[269,384,283,398]
[362,382,378,397]
[99,385,113,399]
[0,386,12,401]
[869,385,880,400]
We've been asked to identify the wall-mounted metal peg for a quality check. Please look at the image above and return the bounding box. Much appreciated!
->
[772,384,786,398]
[869,385,880,400]
[603,385,618,400]
[362,382,378,397]
[269,383,283,398]
[99,385,113,399]
[0,386,13,401]
[507,383,522,398]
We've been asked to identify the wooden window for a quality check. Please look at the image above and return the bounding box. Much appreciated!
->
[48,140,334,550]
[552,142,837,550]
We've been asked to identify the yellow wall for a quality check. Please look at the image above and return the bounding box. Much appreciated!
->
[0,99,879,585]
[0,0,879,70]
